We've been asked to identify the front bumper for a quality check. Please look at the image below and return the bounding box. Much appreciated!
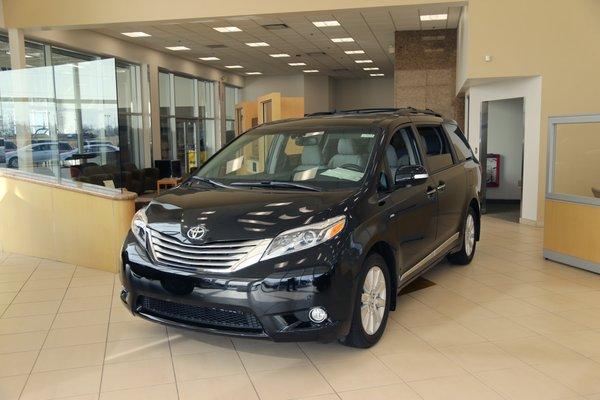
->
[120,233,358,342]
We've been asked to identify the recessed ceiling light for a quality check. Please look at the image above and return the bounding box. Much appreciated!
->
[344,50,365,55]
[420,13,448,21]
[355,59,373,64]
[363,67,379,71]
[246,72,262,75]
[303,69,319,73]
[225,65,244,69]
[370,73,385,77]
[313,20,340,27]
[269,53,290,58]
[331,37,354,43]
[288,62,307,66]
[199,56,220,61]
[121,32,151,37]
[165,46,190,51]
[246,42,269,47]
[213,26,242,32]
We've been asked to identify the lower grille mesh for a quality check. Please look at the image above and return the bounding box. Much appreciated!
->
[138,296,263,332]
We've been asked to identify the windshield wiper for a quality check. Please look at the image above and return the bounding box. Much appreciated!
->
[230,180,321,192]
[189,176,232,189]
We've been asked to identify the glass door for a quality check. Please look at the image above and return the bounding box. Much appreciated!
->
[175,119,199,173]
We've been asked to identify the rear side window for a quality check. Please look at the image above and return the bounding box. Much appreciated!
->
[416,125,454,172]
[444,123,474,162]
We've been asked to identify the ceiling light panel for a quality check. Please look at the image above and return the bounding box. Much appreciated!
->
[165,46,190,51]
[269,53,290,58]
[213,26,242,32]
[370,73,385,77]
[288,62,307,66]
[344,50,365,55]
[121,32,151,37]
[303,69,319,73]
[225,65,244,69]
[420,14,448,21]
[199,56,220,61]
[246,42,269,47]
[355,59,373,63]
[331,37,354,43]
[246,72,262,75]
[363,67,379,70]
[312,20,340,27]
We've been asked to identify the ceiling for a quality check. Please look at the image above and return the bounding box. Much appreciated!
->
[94,3,462,79]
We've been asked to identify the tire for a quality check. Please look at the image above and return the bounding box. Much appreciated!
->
[448,207,477,265]
[341,253,391,348]
[8,157,18,169]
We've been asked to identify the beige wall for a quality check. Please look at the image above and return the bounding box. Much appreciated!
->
[0,173,135,272]
[3,0,458,29]
[463,0,600,222]
[553,122,600,199]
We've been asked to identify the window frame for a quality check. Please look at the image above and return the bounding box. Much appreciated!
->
[443,122,475,163]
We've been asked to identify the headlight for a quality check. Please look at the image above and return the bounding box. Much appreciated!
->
[261,215,346,261]
[131,207,148,246]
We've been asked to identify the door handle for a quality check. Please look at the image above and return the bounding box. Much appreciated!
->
[437,181,446,192]
[426,186,437,198]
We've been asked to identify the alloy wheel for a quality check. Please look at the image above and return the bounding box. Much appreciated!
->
[360,265,386,335]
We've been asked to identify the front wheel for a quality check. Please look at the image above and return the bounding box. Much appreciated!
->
[448,207,477,265]
[341,253,390,348]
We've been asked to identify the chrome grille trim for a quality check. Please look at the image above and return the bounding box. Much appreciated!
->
[147,229,272,273]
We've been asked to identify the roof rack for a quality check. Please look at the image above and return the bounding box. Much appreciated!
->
[304,107,443,118]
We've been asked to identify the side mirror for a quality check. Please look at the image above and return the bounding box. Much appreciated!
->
[394,165,429,188]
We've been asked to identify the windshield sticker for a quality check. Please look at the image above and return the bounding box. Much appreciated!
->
[321,167,364,181]
[361,133,375,138]
[293,167,318,181]
[226,155,244,174]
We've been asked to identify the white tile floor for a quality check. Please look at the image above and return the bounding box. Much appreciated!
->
[1,216,600,399]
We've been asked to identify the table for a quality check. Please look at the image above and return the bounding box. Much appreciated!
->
[156,177,182,194]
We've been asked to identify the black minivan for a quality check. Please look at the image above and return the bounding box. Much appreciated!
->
[121,108,481,347]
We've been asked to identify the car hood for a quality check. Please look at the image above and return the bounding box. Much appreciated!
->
[144,186,356,243]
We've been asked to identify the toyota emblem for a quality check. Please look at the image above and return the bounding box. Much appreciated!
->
[187,225,207,240]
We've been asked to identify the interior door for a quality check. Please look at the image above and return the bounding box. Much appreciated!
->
[384,125,438,272]
[175,119,199,173]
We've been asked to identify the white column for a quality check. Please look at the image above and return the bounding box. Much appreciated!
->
[8,28,26,70]
[140,64,153,168]
[148,64,161,163]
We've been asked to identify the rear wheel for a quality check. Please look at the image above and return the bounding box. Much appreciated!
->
[341,253,390,348]
[448,207,477,265]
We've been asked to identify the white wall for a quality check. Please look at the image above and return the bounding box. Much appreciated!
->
[242,75,304,101]
[467,76,542,224]
[486,98,524,200]
[304,75,333,114]
[332,77,394,110]
[456,5,469,93]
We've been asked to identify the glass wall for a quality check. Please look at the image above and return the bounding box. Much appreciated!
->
[0,35,47,70]
[548,115,600,204]
[0,59,127,193]
[116,62,143,168]
[225,85,241,144]
[158,71,216,174]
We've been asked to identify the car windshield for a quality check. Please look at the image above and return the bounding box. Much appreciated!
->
[195,126,381,190]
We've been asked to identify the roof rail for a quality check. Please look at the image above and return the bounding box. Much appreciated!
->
[304,107,443,118]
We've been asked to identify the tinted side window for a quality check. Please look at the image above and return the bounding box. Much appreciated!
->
[444,123,474,162]
[416,125,454,172]
[386,127,422,174]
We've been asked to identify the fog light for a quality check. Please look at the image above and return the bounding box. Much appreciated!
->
[309,306,328,323]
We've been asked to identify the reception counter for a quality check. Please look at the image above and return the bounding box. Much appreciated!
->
[0,169,136,272]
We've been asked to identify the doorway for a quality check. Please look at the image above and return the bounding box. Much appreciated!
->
[479,97,525,222]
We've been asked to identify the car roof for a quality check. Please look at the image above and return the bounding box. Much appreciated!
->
[257,108,457,131]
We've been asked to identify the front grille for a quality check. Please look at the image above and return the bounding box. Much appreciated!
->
[138,296,263,332]
[148,229,262,269]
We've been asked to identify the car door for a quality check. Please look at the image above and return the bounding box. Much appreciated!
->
[414,124,466,247]
[380,124,438,272]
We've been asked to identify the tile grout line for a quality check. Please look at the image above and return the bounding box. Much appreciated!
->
[0,259,41,320]
[230,338,263,400]
[295,344,341,399]
[165,326,183,400]
[96,273,118,400]
[16,262,77,400]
